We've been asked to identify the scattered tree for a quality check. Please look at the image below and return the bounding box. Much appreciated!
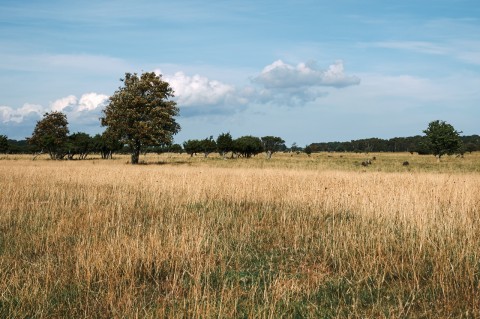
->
[183,139,202,157]
[92,129,124,159]
[199,136,217,158]
[304,145,312,156]
[261,136,285,159]
[233,136,263,158]
[101,72,180,164]
[423,120,462,162]
[28,111,69,160]
[290,142,301,154]
[0,135,9,153]
[217,132,234,159]
[67,132,92,160]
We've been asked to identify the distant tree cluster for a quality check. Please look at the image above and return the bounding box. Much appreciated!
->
[308,121,477,157]
[22,111,124,160]
[183,133,287,159]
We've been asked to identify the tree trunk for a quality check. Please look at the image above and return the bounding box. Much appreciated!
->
[131,141,141,164]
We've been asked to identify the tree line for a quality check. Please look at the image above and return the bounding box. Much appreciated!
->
[308,134,480,155]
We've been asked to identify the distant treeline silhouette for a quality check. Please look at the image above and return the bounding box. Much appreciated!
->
[3,134,480,155]
[308,135,480,154]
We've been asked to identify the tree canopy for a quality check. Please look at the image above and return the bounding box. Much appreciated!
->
[423,120,462,161]
[233,136,263,158]
[101,72,180,164]
[0,135,9,153]
[217,132,233,159]
[28,111,69,160]
[261,136,285,159]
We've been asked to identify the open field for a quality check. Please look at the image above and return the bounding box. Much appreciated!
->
[1,152,480,318]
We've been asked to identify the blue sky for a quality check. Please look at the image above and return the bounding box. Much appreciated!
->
[1,0,479,146]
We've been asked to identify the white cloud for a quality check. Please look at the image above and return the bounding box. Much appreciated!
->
[155,69,248,116]
[51,95,77,112]
[49,93,108,113]
[253,60,361,89]
[0,103,43,123]
[77,93,109,111]
[161,71,243,106]
[154,61,360,111]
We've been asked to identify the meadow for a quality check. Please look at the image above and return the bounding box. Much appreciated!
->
[1,152,479,318]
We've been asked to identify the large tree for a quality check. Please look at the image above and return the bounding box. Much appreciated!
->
[423,120,462,162]
[101,72,180,164]
[28,111,69,160]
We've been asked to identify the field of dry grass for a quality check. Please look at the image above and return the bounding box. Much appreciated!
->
[1,152,479,318]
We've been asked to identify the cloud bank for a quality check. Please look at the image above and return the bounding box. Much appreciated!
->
[159,70,248,116]
[158,60,360,112]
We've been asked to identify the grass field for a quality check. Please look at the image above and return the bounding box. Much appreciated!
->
[1,152,479,318]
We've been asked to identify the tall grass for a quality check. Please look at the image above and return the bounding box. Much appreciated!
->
[1,154,479,317]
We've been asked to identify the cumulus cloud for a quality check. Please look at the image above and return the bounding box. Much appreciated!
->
[156,69,248,116]
[50,92,109,114]
[245,60,360,106]
[0,103,43,123]
[51,95,77,112]
[253,60,361,89]
[154,60,359,112]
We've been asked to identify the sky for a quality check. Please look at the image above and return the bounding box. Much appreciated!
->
[1,0,479,146]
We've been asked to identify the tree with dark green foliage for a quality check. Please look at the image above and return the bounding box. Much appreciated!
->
[304,145,312,156]
[199,136,217,158]
[183,139,202,157]
[261,136,285,159]
[0,135,9,153]
[233,136,263,158]
[28,111,69,160]
[66,132,93,160]
[217,132,233,159]
[101,72,180,164]
[423,120,462,162]
[92,129,124,159]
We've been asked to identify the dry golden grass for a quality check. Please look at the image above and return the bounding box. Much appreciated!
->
[1,152,479,318]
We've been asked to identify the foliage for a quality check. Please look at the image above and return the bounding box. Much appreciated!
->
[92,130,124,159]
[183,139,202,157]
[66,132,93,160]
[261,136,285,159]
[0,135,9,153]
[304,145,312,156]
[217,132,234,158]
[289,142,302,154]
[233,136,263,158]
[199,136,217,157]
[423,120,462,160]
[28,111,69,160]
[101,72,180,164]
